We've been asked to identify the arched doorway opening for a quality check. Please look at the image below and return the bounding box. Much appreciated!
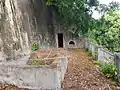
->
[69,41,75,45]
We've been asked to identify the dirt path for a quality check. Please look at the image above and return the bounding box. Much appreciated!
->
[62,49,118,90]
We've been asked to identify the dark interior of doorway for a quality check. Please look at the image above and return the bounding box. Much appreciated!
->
[58,33,63,48]
[69,41,75,45]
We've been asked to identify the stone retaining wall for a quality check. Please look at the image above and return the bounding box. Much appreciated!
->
[85,39,120,73]
[85,39,115,65]
[0,57,68,90]
[115,53,120,74]
[98,47,115,65]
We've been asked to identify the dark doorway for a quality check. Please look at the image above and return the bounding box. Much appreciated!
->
[58,33,63,48]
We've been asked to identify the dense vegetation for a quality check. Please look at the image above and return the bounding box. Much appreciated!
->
[45,0,98,36]
[45,0,120,52]
[88,2,120,52]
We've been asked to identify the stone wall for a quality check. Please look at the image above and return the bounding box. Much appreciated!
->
[54,27,85,48]
[85,40,120,74]
[85,40,98,59]
[64,32,85,48]
[0,57,68,90]
[115,53,120,74]
[85,40,115,65]
[98,47,115,65]
[0,0,55,61]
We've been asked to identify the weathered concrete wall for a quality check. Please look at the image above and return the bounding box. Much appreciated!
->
[0,0,55,61]
[98,47,115,64]
[86,40,98,59]
[64,31,85,48]
[0,57,68,90]
[55,27,85,48]
[115,53,120,74]
[85,40,120,76]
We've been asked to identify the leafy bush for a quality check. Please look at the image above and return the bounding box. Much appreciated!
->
[93,61,101,66]
[88,10,120,52]
[93,61,100,66]
[85,48,88,52]
[31,42,39,51]
[93,61,105,67]
[101,64,118,79]
[87,51,92,56]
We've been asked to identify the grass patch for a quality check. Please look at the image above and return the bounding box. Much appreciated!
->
[28,59,54,66]
[85,48,92,56]
[87,51,92,56]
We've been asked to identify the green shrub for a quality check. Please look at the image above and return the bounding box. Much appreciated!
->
[31,42,39,51]
[93,61,105,67]
[93,61,101,66]
[85,48,88,52]
[101,64,118,79]
[85,48,92,56]
[87,51,92,56]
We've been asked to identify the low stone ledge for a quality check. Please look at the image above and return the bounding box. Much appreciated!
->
[0,56,68,90]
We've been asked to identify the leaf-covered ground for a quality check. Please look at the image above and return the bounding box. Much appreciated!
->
[62,49,120,90]
[0,84,27,90]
